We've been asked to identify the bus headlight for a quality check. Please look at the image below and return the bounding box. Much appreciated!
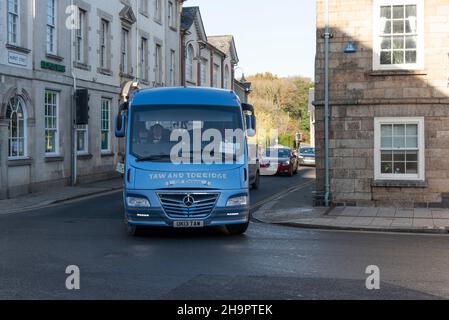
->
[126,196,151,208]
[226,195,248,207]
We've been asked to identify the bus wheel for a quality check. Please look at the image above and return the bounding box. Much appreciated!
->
[226,222,249,235]
[252,171,260,190]
[127,224,143,237]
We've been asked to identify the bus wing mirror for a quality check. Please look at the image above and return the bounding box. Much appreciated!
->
[115,114,126,138]
[245,114,256,137]
[242,103,254,113]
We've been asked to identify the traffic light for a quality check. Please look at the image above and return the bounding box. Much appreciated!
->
[75,89,89,125]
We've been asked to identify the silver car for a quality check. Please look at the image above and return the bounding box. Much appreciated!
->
[298,146,316,166]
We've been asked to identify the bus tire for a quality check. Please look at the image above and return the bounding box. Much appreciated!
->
[251,171,260,190]
[127,224,143,237]
[226,222,249,235]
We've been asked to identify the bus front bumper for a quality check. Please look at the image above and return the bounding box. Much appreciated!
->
[125,207,250,227]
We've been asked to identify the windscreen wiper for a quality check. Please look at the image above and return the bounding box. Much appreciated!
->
[135,155,172,162]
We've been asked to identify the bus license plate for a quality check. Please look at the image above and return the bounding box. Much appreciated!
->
[174,220,205,228]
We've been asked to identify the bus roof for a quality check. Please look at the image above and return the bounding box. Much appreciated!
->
[131,87,241,107]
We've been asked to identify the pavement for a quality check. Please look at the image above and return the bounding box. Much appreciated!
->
[0,178,123,215]
[253,181,449,234]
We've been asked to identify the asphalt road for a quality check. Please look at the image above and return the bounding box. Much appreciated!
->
[1,168,449,300]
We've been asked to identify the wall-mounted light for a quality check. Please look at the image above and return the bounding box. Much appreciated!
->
[344,41,357,53]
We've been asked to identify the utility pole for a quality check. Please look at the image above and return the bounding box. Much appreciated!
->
[71,0,78,186]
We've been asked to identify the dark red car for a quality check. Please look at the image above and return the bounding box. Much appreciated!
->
[260,147,299,176]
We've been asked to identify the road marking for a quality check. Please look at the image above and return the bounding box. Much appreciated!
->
[250,180,314,211]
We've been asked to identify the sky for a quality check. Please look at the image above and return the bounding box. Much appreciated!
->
[185,0,316,80]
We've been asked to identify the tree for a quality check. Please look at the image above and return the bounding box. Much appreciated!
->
[248,73,313,146]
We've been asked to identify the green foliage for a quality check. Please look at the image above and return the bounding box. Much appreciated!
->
[248,73,313,144]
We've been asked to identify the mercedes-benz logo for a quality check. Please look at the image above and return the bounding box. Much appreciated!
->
[183,195,195,207]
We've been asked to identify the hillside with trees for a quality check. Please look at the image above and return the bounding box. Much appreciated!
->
[248,73,314,149]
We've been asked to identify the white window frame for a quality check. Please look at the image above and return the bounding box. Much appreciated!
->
[140,0,148,14]
[100,19,109,69]
[7,0,20,45]
[169,49,176,86]
[374,117,425,181]
[46,0,57,54]
[155,43,163,84]
[101,98,111,153]
[75,9,86,63]
[224,65,230,89]
[121,28,130,74]
[168,1,175,28]
[373,0,424,71]
[186,45,194,82]
[7,96,28,160]
[213,63,219,88]
[140,37,148,81]
[155,0,162,22]
[76,125,89,155]
[44,90,59,156]
[200,59,207,86]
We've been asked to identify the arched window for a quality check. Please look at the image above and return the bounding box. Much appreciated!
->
[186,44,194,82]
[6,96,27,158]
[224,65,230,89]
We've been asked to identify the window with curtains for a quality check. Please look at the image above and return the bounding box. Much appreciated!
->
[374,0,423,70]
[7,0,20,45]
[6,96,27,159]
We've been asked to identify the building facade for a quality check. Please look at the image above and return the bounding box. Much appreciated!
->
[0,0,183,199]
[180,6,250,102]
[315,0,449,207]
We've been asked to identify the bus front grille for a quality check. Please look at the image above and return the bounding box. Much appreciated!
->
[157,193,219,218]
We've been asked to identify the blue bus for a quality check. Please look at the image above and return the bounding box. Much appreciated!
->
[115,87,257,236]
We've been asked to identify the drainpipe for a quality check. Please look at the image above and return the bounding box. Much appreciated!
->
[71,0,77,186]
[0,119,8,199]
[324,0,330,207]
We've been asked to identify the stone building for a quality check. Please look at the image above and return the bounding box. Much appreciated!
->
[180,6,250,102]
[315,0,449,208]
[0,0,184,199]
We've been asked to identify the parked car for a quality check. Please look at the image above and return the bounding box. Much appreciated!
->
[298,146,316,166]
[260,146,299,176]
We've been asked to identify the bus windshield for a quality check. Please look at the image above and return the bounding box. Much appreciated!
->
[129,105,244,163]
